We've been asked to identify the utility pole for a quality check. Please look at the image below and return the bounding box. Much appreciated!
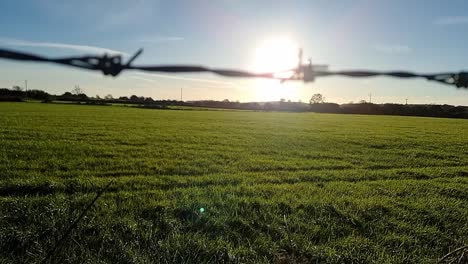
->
[24,80,28,101]
[368,93,372,103]
[180,88,183,102]
[405,98,408,105]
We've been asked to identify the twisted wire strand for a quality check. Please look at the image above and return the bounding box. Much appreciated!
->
[1,48,467,88]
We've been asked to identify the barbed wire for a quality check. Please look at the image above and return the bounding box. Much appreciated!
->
[1,47,467,89]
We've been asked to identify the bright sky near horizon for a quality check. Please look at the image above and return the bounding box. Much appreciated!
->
[1,0,468,105]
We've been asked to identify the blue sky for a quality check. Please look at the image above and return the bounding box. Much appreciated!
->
[1,0,467,104]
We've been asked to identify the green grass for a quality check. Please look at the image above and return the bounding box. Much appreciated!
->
[1,102,467,263]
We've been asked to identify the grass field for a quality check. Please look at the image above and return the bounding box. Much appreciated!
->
[1,102,467,263]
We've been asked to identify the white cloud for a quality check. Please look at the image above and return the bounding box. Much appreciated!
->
[128,75,159,83]
[434,16,468,25]
[0,38,128,55]
[375,44,411,54]
[132,72,238,87]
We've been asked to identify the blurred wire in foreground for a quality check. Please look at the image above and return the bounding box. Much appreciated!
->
[1,47,467,89]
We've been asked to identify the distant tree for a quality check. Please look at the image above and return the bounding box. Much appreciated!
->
[359,100,367,104]
[96,95,101,99]
[12,85,22,91]
[222,99,230,103]
[28,89,50,100]
[264,102,273,111]
[72,85,83,95]
[77,93,88,100]
[62,92,73,97]
[119,96,129,100]
[280,98,286,103]
[310,93,324,104]
[130,95,139,101]
[104,94,113,100]
[144,97,154,102]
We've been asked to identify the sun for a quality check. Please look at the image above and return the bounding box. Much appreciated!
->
[252,37,299,73]
[251,36,300,101]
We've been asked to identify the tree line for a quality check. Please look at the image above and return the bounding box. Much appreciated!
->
[1,87,466,118]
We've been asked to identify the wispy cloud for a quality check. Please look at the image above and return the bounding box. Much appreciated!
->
[434,16,468,25]
[132,72,238,87]
[375,44,411,54]
[0,38,128,55]
[139,36,184,43]
[128,75,159,83]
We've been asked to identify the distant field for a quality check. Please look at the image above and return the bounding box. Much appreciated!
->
[1,102,467,263]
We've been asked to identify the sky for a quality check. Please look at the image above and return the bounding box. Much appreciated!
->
[0,0,468,105]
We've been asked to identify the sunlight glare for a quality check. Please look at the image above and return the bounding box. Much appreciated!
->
[253,79,301,102]
[251,36,300,101]
[252,36,298,74]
